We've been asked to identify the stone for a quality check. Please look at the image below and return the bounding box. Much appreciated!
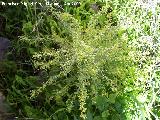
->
[0,38,13,119]
[0,37,11,61]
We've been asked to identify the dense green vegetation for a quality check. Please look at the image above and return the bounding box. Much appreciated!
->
[0,0,160,119]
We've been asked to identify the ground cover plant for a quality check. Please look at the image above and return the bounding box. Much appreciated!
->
[0,0,160,120]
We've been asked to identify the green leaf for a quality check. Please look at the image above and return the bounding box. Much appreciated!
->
[102,110,109,118]
[95,96,109,111]
[86,110,93,120]
[93,116,103,120]
[108,93,117,104]
[15,75,26,86]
